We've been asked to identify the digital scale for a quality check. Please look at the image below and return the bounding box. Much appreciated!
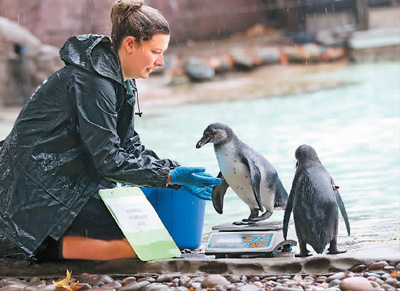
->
[205,220,297,258]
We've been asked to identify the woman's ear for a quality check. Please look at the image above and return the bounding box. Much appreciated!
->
[124,36,136,52]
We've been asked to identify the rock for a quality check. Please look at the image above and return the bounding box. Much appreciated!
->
[350,264,368,272]
[178,275,191,287]
[235,284,262,291]
[369,261,390,271]
[121,277,137,286]
[282,46,304,63]
[339,277,373,291]
[92,275,114,287]
[271,286,303,291]
[201,275,230,288]
[315,275,327,283]
[381,283,395,290]
[249,276,260,283]
[226,275,242,283]
[143,283,171,291]
[119,280,151,291]
[183,57,215,82]
[29,277,41,284]
[156,275,174,283]
[328,279,341,287]
[384,278,397,286]
[254,47,280,65]
[383,265,395,272]
[366,272,381,279]
[381,273,393,280]
[138,277,156,283]
[0,278,27,288]
[230,48,256,71]
[302,43,322,62]
[252,282,263,288]
[0,285,26,291]
[103,280,122,289]
[291,275,302,283]
[208,55,234,74]
[74,283,91,290]
[327,272,346,282]
[189,282,201,290]
[369,281,381,288]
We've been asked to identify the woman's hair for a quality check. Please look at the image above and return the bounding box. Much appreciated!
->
[110,0,170,49]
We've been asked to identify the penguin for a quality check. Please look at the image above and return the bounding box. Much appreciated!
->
[283,144,351,257]
[196,123,288,224]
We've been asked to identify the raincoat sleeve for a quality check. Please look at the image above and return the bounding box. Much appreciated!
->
[70,73,177,188]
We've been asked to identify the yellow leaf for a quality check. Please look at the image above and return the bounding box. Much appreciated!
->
[53,270,83,291]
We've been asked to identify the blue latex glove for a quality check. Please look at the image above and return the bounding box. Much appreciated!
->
[170,167,221,187]
[183,185,213,201]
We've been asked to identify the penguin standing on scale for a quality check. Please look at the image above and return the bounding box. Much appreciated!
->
[196,123,288,224]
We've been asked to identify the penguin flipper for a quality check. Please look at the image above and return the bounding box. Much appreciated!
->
[332,183,351,236]
[274,178,289,209]
[283,189,294,240]
[241,153,264,212]
[283,170,302,240]
[212,172,230,214]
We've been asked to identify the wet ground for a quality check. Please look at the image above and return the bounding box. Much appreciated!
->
[0,239,399,276]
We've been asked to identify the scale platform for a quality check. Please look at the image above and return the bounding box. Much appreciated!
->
[205,220,297,258]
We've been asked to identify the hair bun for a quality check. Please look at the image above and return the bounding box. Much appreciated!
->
[126,0,143,10]
[111,0,144,24]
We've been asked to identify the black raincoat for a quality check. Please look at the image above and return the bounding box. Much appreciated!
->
[0,34,179,256]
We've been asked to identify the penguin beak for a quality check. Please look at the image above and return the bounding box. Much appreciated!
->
[196,136,211,148]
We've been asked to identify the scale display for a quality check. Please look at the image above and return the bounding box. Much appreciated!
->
[207,232,273,250]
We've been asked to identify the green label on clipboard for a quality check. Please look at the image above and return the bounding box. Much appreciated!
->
[99,187,181,261]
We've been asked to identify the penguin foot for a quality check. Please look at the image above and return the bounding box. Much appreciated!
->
[251,211,273,222]
[233,220,256,226]
[236,211,273,225]
[297,243,312,257]
[327,249,347,255]
[295,251,312,257]
[327,240,346,255]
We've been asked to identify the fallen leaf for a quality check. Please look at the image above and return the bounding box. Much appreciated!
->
[53,270,83,291]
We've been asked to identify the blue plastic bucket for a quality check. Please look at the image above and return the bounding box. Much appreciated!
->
[141,187,206,250]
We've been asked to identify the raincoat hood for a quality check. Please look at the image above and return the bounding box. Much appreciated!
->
[60,34,124,85]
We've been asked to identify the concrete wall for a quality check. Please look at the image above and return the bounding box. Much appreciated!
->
[0,0,263,48]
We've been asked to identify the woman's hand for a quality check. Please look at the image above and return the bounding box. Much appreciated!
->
[182,185,213,200]
[169,167,221,187]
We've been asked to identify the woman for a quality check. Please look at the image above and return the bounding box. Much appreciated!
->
[0,0,220,261]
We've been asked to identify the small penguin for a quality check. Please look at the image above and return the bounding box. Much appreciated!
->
[283,144,351,257]
[196,123,288,224]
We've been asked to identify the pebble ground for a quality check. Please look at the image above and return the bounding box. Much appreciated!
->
[0,260,399,291]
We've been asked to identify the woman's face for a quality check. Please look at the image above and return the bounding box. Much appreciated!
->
[119,33,170,80]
